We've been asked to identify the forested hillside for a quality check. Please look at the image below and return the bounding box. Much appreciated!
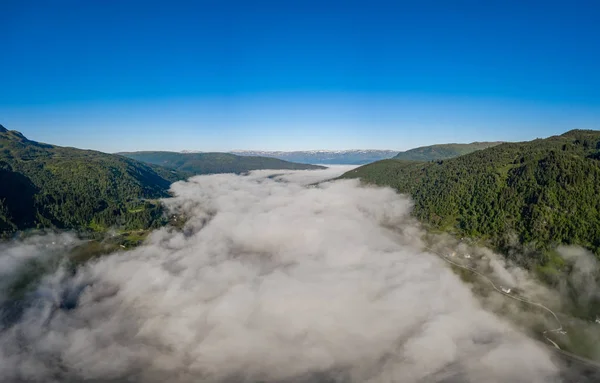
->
[393,141,503,161]
[0,126,188,234]
[341,130,600,264]
[119,151,326,174]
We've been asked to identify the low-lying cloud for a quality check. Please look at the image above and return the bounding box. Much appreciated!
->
[0,168,564,382]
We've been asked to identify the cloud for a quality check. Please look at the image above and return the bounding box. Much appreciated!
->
[0,233,80,304]
[557,246,600,308]
[0,169,562,382]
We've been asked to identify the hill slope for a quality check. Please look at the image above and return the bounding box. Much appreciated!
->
[341,130,600,263]
[0,126,188,233]
[228,149,398,165]
[118,151,326,173]
[393,142,503,161]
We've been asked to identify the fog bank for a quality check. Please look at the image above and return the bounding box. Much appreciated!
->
[0,168,561,382]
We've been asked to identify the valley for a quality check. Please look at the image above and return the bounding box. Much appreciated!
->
[2,131,600,381]
[3,2,598,381]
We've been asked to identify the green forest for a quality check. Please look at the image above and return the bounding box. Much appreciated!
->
[118,151,325,174]
[393,141,503,161]
[0,126,187,234]
[341,130,600,267]
[0,127,326,236]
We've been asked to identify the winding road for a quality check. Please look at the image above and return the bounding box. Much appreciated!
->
[424,246,564,349]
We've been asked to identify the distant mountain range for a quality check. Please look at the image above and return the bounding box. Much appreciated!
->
[227,150,399,165]
[393,142,503,161]
[118,151,324,174]
[180,144,503,165]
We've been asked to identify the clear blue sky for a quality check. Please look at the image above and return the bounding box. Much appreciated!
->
[1,0,599,152]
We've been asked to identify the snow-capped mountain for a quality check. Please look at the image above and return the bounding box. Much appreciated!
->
[227,149,399,165]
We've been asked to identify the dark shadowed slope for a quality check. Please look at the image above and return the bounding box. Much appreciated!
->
[393,141,503,161]
[0,125,189,234]
[118,151,326,174]
[341,130,600,263]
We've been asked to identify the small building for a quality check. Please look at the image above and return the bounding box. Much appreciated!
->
[464,254,471,259]
[501,287,511,294]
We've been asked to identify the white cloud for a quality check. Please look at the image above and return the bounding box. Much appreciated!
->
[0,169,560,382]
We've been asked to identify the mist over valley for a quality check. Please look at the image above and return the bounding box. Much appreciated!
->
[2,1,600,381]
[4,166,597,382]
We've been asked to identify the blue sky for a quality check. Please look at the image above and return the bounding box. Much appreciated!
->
[1,0,599,152]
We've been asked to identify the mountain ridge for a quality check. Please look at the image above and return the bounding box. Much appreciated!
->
[1,128,329,234]
[182,142,508,165]
[340,129,600,266]
[0,128,188,234]
[118,151,325,174]
[393,141,503,161]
